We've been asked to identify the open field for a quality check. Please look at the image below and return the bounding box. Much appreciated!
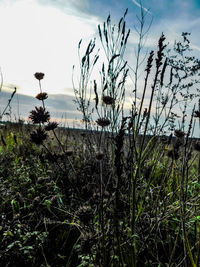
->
[1,120,200,266]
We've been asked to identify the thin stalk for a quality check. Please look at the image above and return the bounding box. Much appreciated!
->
[99,160,106,266]
[39,80,45,110]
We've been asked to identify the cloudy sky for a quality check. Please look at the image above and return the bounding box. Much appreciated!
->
[0,0,200,128]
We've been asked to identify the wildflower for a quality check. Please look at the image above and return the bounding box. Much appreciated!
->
[35,92,48,101]
[174,129,185,138]
[45,122,58,131]
[102,95,114,105]
[30,128,47,145]
[34,72,44,80]
[96,151,104,160]
[29,106,50,124]
[96,118,110,127]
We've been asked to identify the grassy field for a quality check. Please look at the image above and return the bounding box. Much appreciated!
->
[1,10,200,267]
[1,118,200,267]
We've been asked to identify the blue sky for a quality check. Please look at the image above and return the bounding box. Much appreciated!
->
[0,0,200,128]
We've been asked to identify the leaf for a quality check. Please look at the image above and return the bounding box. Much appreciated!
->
[7,231,14,237]
[185,234,196,267]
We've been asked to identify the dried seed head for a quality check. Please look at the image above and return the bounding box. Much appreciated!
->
[145,50,154,74]
[174,129,185,138]
[96,118,110,127]
[102,95,114,105]
[30,128,47,145]
[34,72,44,80]
[45,122,58,131]
[35,92,48,100]
[29,106,50,124]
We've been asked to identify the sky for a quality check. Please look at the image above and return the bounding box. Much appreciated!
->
[0,0,200,130]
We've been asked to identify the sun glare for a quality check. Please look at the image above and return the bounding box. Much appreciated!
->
[0,0,99,97]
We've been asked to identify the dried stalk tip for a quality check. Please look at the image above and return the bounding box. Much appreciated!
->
[96,118,110,127]
[36,92,48,100]
[174,129,185,138]
[34,72,44,80]
[102,95,114,105]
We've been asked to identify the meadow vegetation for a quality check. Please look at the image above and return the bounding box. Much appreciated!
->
[1,8,200,267]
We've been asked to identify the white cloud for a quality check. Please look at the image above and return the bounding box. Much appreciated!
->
[0,0,100,96]
[131,0,152,14]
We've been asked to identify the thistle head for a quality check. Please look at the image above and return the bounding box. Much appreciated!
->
[34,72,44,80]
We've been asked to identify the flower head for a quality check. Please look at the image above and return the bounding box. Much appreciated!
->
[29,106,50,124]
[30,128,47,145]
[35,92,48,101]
[34,72,44,80]
[96,118,110,127]
[45,122,58,131]
[102,95,114,105]
[174,129,185,138]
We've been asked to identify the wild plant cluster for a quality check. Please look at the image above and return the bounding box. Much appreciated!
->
[1,9,200,267]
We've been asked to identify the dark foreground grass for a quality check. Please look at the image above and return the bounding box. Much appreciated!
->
[0,121,200,266]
